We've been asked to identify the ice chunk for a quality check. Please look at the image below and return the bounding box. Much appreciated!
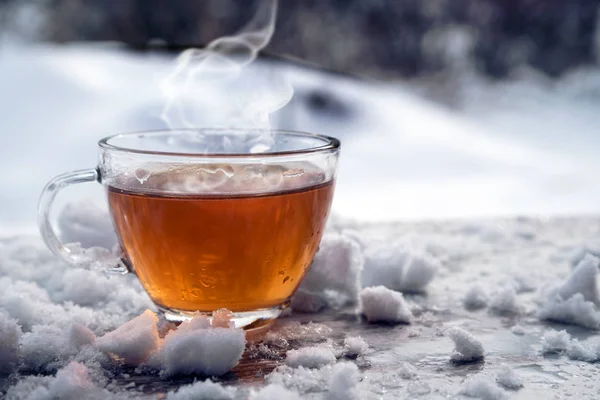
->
[97,309,160,365]
[286,346,336,368]
[249,384,301,400]
[496,365,523,390]
[566,339,597,362]
[447,326,484,362]
[211,308,234,328]
[462,285,489,310]
[0,313,21,375]
[489,287,522,316]
[328,362,360,400]
[559,253,599,304]
[159,327,246,376]
[359,286,413,324]
[343,336,368,357]
[538,293,600,329]
[58,200,117,250]
[292,233,364,310]
[541,329,570,354]
[166,379,236,400]
[460,375,507,400]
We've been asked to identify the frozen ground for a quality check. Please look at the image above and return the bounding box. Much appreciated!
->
[2,215,600,398]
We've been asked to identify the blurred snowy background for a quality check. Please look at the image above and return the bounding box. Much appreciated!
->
[1,0,600,234]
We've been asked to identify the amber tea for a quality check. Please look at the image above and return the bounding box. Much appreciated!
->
[107,167,334,313]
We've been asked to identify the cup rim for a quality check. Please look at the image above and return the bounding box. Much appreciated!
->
[98,128,341,158]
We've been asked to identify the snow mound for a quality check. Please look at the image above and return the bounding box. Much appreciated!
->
[362,244,438,293]
[328,362,360,400]
[158,324,246,377]
[460,375,507,400]
[541,329,571,354]
[291,233,364,312]
[249,384,301,400]
[559,253,599,304]
[489,287,522,316]
[96,309,160,365]
[166,379,236,400]
[360,286,412,323]
[566,339,598,362]
[462,284,489,310]
[343,336,368,357]
[496,365,523,390]
[447,326,484,362]
[286,346,337,369]
[539,293,600,329]
[0,312,21,375]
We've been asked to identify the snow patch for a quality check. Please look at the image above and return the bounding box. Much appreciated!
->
[447,326,484,362]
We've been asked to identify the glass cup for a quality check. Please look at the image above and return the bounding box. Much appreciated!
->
[38,129,340,329]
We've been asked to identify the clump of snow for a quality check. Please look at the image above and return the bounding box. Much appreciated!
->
[68,322,96,349]
[328,362,360,400]
[166,379,236,400]
[266,365,330,394]
[558,254,599,304]
[96,309,160,365]
[496,365,523,390]
[511,325,526,335]
[570,245,600,267]
[541,329,571,354]
[462,284,489,310]
[460,375,507,400]
[0,312,21,375]
[176,314,212,333]
[566,339,597,362]
[446,326,484,362]
[58,200,117,250]
[158,322,246,377]
[292,233,364,312]
[343,336,368,357]
[489,287,522,316]
[211,308,234,328]
[398,362,418,379]
[286,346,336,368]
[362,244,438,293]
[359,286,413,323]
[249,384,301,400]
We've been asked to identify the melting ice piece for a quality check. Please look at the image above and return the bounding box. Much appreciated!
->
[540,329,571,354]
[446,326,484,363]
[166,379,236,400]
[97,309,160,365]
[343,336,368,357]
[285,346,336,369]
[359,286,413,324]
[328,362,360,400]
[0,313,21,375]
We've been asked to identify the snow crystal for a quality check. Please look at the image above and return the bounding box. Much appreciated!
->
[541,329,571,354]
[462,284,489,310]
[496,365,523,390]
[539,293,600,329]
[292,233,363,311]
[558,253,599,304]
[328,362,360,400]
[343,336,368,357]
[249,384,301,400]
[489,287,522,316]
[58,200,117,250]
[166,379,236,400]
[96,309,160,365]
[447,326,484,362]
[359,286,413,324]
[286,346,336,368]
[460,375,507,400]
[0,312,21,375]
[566,339,597,362]
[362,245,438,293]
[159,327,246,376]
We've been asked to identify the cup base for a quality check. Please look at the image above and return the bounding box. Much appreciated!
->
[157,302,288,332]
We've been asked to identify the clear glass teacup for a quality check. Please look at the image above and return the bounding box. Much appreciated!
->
[38,129,340,329]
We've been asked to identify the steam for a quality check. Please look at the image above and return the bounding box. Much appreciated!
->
[160,0,292,131]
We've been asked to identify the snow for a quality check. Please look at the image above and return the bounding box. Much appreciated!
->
[540,329,571,354]
[447,327,484,363]
[558,253,599,304]
[96,309,160,365]
[460,375,507,400]
[166,380,236,400]
[286,346,337,369]
[0,313,21,375]
[328,362,360,400]
[566,339,598,362]
[359,286,413,323]
[489,287,522,316]
[495,366,523,390]
[343,336,368,357]
[462,284,489,310]
[57,200,117,250]
[249,384,301,400]
[292,232,363,311]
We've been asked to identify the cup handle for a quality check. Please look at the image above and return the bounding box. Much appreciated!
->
[37,168,129,274]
